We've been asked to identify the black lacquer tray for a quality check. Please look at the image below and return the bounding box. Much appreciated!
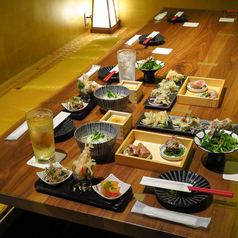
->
[63,94,97,120]
[35,176,133,212]
[135,114,238,137]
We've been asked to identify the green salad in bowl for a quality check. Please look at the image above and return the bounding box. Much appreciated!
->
[194,129,238,154]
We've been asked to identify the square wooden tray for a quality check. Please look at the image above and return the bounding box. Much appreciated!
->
[177,76,225,108]
[115,129,194,172]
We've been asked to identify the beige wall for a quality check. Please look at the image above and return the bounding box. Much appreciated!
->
[0,0,92,85]
[1,0,238,85]
[118,0,238,27]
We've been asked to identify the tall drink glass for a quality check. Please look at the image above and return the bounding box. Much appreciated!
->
[26,108,55,164]
[117,49,136,81]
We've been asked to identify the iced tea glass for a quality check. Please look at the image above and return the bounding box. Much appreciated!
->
[117,49,136,81]
[26,108,55,164]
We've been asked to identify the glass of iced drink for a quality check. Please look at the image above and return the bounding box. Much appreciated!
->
[117,49,136,81]
[26,108,55,164]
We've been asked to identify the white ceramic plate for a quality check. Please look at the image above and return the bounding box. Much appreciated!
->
[92,174,131,200]
[36,162,72,186]
[187,82,208,93]
[160,144,187,161]
[62,101,88,112]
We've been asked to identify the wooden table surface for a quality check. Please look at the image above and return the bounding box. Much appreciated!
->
[1,8,238,238]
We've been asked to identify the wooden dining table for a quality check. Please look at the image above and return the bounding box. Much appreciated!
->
[1,8,238,238]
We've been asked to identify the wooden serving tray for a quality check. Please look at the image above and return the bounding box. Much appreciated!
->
[115,129,194,172]
[177,76,225,108]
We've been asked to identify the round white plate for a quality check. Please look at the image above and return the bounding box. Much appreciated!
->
[187,82,208,93]
[160,144,187,161]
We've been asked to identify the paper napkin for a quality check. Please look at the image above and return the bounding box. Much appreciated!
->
[6,111,70,140]
[152,47,173,55]
[78,65,101,80]
[219,18,235,22]
[154,11,167,21]
[125,35,141,46]
[6,121,28,140]
[183,22,199,27]
[131,201,211,228]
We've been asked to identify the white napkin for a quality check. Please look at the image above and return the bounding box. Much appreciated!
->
[6,121,28,140]
[125,35,141,46]
[219,18,235,22]
[152,47,173,55]
[78,65,101,80]
[183,22,199,27]
[154,11,167,21]
[6,111,70,140]
[223,160,238,181]
[131,201,211,228]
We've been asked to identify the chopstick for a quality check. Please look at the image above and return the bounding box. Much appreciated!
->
[103,71,116,82]
[143,37,152,44]
[188,186,234,198]
[171,15,179,21]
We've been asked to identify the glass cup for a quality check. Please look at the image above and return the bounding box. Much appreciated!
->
[117,49,136,81]
[26,108,55,164]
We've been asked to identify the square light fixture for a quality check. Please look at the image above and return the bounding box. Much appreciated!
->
[91,0,120,33]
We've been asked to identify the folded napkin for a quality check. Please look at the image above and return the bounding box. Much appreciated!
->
[154,11,167,21]
[219,18,235,22]
[125,35,141,46]
[6,121,28,140]
[6,111,70,140]
[183,22,199,27]
[152,47,173,55]
[131,201,211,228]
[78,65,101,80]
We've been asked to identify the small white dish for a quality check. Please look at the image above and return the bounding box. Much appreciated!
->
[123,147,152,160]
[36,162,72,186]
[92,174,131,200]
[62,101,88,112]
[187,82,208,93]
[160,144,187,161]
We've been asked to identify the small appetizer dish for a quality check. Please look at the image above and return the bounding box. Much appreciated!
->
[37,162,72,186]
[165,70,186,83]
[62,96,88,112]
[123,142,152,159]
[136,56,165,83]
[196,89,218,99]
[92,174,131,200]
[187,80,208,93]
[160,136,187,161]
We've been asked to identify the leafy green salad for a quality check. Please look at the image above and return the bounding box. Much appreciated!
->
[200,130,238,153]
[138,56,162,70]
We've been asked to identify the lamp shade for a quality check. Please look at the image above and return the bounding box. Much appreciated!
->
[91,0,119,33]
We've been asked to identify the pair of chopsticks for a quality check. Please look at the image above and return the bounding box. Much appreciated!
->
[187,186,234,198]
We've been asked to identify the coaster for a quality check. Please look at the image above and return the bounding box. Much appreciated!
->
[27,151,67,169]
[223,160,238,181]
